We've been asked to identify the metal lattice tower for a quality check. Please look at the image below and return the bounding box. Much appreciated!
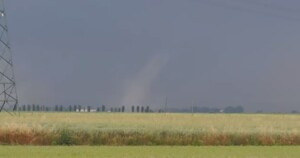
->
[0,0,18,112]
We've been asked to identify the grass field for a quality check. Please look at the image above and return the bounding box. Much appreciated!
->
[0,113,300,145]
[0,146,300,158]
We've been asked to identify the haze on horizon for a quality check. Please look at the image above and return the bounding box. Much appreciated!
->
[6,0,300,112]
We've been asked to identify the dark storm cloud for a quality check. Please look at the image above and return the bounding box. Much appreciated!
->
[5,0,300,112]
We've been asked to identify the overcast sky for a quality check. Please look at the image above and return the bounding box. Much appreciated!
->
[5,0,300,112]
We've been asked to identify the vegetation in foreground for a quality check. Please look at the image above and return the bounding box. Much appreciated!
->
[0,113,299,145]
[1,146,300,158]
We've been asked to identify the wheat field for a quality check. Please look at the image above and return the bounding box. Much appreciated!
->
[0,113,299,145]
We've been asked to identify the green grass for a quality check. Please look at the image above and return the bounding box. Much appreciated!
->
[0,146,300,158]
[0,113,300,145]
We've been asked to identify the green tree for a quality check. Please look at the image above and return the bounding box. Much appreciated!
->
[102,105,106,112]
[141,106,144,113]
[55,105,59,112]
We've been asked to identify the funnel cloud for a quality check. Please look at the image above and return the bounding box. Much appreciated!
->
[121,53,169,106]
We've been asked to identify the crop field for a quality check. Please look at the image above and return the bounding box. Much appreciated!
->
[1,146,300,158]
[0,113,300,145]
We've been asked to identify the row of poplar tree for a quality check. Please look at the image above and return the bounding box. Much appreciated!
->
[17,104,152,113]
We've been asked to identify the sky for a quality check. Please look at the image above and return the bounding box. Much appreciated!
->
[4,0,300,112]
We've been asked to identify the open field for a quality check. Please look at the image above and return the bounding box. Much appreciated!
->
[1,146,300,158]
[0,113,300,145]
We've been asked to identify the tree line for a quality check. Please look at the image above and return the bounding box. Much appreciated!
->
[17,104,153,113]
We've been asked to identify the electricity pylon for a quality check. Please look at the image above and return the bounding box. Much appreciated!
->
[0,0,18,112]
